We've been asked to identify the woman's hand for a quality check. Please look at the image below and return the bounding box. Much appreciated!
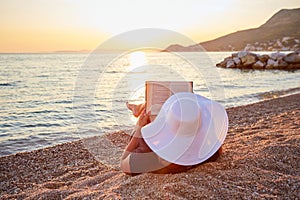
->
[126,102,146,118]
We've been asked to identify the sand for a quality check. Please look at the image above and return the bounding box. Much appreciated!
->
[0,94,299,199]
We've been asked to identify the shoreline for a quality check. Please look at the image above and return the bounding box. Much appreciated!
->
[2,87,300,157]
[1,93,299,199]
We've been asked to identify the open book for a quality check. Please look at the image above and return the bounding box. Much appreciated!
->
[145,81,193,116]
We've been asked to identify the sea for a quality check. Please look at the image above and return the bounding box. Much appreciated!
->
[0,51,299,156]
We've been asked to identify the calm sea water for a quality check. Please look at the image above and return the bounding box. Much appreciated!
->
[0,52,299,156]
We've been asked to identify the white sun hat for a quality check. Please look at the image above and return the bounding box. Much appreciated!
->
[141,92,228,166]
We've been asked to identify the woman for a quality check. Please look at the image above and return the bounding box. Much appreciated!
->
[121,92,228,175]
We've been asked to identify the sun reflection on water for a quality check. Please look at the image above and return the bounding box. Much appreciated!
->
[128,51,147,71]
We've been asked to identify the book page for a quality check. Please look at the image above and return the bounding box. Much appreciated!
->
[146,81,193,116]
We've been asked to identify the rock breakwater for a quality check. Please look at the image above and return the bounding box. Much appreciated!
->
[216,51,300,70]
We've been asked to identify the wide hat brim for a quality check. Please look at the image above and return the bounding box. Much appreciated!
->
[141,92,228,166]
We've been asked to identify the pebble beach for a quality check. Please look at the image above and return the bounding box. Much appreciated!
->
[1,93,299,199]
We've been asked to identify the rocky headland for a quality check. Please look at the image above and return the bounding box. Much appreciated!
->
[216,51,300,70]
[163,8,300,52]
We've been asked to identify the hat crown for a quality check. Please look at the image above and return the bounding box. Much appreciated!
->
[167,98,201,137]
[141,92,228,166]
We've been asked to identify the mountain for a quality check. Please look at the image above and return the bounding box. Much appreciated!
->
[164,8,300,52]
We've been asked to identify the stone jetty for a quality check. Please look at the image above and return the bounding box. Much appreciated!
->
[216,51,300,70]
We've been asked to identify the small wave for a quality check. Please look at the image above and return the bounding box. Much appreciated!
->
[0,81,21,87]
[36,75,49,78]
[0,124,14,128]
[106,70,122,74]
[257,87,300,100]
[0,149,12,156]
[29,110,60,114]
[0,133,10,138]
[54,100,73,104]
[0,83,14,87]
[21,123,61,128]
[224,87,300,108]
[224,95,259,108]
[224,85,257,89]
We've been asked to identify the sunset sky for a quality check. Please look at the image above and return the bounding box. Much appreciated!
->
[0,0,299,53]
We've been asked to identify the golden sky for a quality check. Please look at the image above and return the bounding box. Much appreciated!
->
[0,0,299,53]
